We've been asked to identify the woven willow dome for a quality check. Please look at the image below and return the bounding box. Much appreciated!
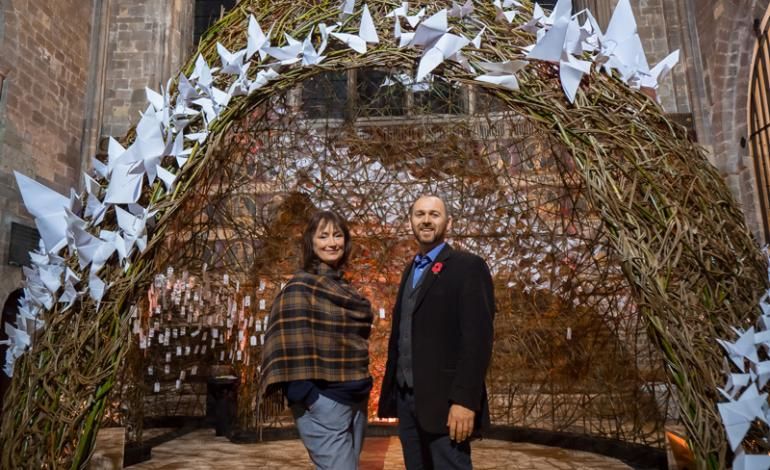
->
[0,1,767,469]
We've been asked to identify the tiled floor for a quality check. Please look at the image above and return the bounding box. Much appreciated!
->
[126,429,633,469]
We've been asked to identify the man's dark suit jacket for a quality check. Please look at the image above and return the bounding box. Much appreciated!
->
[377,244,495,434]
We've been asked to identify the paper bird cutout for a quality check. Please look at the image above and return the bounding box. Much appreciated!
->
[14,171,71,253]
[717,384,769,451]
[416,33,470,82]
[263,33,303,64]
[216,42,247,75]
[718,328,760,372]
[475,60,528,91]
[247,15,270,61]
[448,0,474,19]
[360,4,379,44]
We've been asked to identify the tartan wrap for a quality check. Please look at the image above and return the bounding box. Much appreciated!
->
[260,266,373,396]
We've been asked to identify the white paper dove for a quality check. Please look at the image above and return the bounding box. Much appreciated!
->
[474,60,528,91]
[717,384,769,451]
[416,33,470,82]
[248,68,280,93]
[340,0,355,16]
[360,4,379,44]
[411,9,448,49]
[104,161,144,205]
[247,15,270,61]
[718,328,760,371]
[448,0,473,19]
[190,54,214,89]
[14,171,71,253]
[263,33,303,64]
[216,42,247,75]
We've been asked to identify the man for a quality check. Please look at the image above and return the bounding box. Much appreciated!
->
[378,195,495,469]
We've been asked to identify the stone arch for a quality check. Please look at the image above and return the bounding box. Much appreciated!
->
[0,2,766,469]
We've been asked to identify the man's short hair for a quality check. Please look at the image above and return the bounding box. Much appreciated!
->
[408,194,452,218]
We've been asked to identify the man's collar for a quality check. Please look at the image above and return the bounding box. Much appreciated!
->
[415,242,447,264]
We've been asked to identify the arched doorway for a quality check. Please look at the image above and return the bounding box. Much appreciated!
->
[748,6,770,242]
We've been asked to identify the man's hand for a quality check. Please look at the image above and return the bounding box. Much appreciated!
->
[447,404,475,442]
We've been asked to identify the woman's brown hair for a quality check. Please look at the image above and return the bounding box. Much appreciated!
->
[301,210,352,272]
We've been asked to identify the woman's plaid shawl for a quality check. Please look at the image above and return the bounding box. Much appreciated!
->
[260,265,373,395]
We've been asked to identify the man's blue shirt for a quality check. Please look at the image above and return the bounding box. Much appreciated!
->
[412,242,446,288]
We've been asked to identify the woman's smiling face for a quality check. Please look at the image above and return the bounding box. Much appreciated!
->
[312,219,345,267]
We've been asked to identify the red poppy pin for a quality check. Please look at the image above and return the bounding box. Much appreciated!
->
[432,262,444,274]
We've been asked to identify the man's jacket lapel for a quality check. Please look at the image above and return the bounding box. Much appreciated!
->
[412,244,452,314]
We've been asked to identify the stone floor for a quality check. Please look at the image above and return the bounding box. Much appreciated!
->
[126,429,633,469]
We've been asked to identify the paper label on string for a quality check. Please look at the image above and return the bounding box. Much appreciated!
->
[180,370,186,381]
[260,334,265,345]
[258,280,266,292]
[566,327,572,340]
[139,337,147,349]
[154,382,160,393]
[223,274,229,285]
[212,328,219,339]
[172,328,178,339]
[148,366,153,376]
[259,299,266,311]
[165,352,171,363]
[220,350,225,361]
[180,326,186,336]
[176,346,182,356]
[158,333,165,344]
[379,308,386,319]
[175,380,181,390]
[191,365,198,375]
[194,345,200,355]
[244,295,251,307]
[236,280,240,292]
[238,330,244,341]
[250,336,257,346]
[236,350,242,361]
[201,345,207,354]
[164,364,170,374]
[185,346,191,356]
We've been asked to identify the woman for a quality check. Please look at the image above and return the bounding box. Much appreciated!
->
[260,210,373,470]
